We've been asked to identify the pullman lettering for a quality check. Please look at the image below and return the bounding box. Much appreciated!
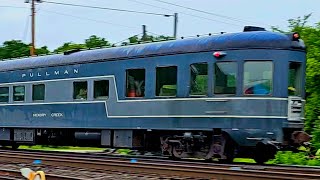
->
[22,69,79,78]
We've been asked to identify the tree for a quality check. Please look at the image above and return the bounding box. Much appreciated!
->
[123,34,173,45]
[273,14,320,149]
[53,42,86,53]
[85,35,110,49]
[54,35,111,53]
[0,40,49,60]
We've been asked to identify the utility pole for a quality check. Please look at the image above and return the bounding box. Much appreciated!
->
[142,25,147,41]
[25,0,41,56]
[173,13,178,39]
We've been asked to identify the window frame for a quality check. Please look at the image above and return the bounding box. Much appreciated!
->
[243,60,274,96]
[93,79,110,100]
[32,84,45,101]
[13,85,25,102]
[73,81,88,101]
[125,68,146,98]
[189,62,208,97]
[213,61,237,95]
[0,86,9,103]
[155,65,178,97]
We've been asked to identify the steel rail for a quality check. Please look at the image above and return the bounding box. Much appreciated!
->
[0,150,319,180]
[0,168,78,180]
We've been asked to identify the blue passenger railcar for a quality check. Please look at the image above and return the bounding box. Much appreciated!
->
[0,27,308,163]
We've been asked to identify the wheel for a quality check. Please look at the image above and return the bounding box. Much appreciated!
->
[254,143,277,164]
[11,143,20,150]
[219,136,236,164]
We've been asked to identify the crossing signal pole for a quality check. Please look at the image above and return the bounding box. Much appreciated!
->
[25,0,41,56]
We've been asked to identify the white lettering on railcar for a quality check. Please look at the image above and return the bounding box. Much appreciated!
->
[32,112,64,118]
[33,113,47,117]
[51,113,64,117]
[21,69,79,78]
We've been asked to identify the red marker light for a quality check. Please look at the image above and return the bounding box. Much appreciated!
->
[213,51,226,58]
[213,52,221,57]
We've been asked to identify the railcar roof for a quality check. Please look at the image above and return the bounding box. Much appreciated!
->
[0,31,305,72]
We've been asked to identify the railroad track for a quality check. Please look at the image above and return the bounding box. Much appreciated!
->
[0,149,319,180]
[0,167,76,180]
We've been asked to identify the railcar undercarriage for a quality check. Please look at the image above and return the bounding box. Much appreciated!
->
[0,127,311,164]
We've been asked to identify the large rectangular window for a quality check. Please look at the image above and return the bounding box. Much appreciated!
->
[156,66,177,96]
[243,61,273,95]
[214,62,237,94]
[288,62,302,96]
[13,86,25,102]
[94,80,109,99]
[190,63,208,96]
[0,87,9,103]
[126,69,145,97]
[73,81,87,100]
[32,84,45,101]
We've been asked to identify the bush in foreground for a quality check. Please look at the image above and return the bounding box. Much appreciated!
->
[266,150,320,166]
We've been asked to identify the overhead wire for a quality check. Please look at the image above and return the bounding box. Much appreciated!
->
[39,9,139,30]
[0,5,27,9]
[128,0,243,27]
[40,1,173,17]
[113,33,143,45]
[22,14,30,42]
[150,0,270,26]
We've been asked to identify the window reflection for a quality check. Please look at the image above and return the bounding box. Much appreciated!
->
[243,61,272,95]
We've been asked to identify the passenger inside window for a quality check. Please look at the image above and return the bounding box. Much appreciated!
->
[243,61,272,95]
[156,66,177,97]
[126,69,145,97]
[73,81,87,100]
[190,63,208,96]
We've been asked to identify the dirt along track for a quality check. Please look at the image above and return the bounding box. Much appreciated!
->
[0,149,319,180]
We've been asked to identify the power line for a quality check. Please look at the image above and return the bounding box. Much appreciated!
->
[0,5,27,9]
[22,13,30,41]
[39,9,139,30]
[40,1,174,17]
[113,33,143,45]
[129,0,242,27]
[151,0,268,26]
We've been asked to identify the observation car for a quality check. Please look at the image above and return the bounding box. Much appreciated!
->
[0,26,309,163]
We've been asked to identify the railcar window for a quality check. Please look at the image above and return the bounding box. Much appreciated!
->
[156,66,177,96]
[288,62,302,96]
[32,84,45,101]
[94,80,109,99]
[214,62,237,94]
[13,86,25,102]
[73,81,87,100]
[243,61,273,95]
[0,87,9,103]
[190,63,208,96]
[126,69,145,97]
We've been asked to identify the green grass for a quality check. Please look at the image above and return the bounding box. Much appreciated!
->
[233,158,256,163]
[19,145,105,151]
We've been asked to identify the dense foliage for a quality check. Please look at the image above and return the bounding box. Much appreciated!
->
[273,14,320,150]
[0,34,167,59]
[266,150,320,166]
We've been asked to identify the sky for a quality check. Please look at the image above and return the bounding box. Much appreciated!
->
[0,0,319,51]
